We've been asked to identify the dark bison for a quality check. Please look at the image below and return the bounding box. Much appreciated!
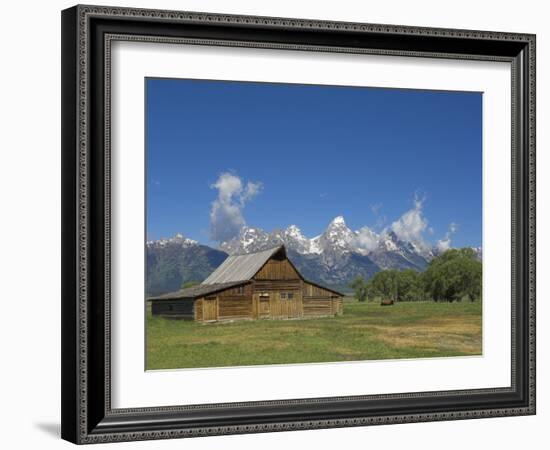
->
[380,299,394,306]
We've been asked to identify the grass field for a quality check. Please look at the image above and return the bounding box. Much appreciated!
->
[146,300,482,370]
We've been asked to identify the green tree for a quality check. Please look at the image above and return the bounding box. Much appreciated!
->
[367,269,399,301]
[396,269,424,301]
[423,248,482,302]
[181,280,200,289]
[349,276,369,302]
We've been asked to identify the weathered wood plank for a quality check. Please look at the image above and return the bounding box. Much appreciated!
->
[253,259,301,280]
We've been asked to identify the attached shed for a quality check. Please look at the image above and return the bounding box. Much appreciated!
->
[149,245,344,322]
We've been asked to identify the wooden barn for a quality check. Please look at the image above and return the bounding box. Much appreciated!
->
[149,245,344,322]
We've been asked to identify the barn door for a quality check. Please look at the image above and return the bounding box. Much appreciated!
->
[203,297,217,321]
[280,293,288,319]
[279,292,297,318]
[259,293,270,318]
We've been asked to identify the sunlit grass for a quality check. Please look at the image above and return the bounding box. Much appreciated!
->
[146,300,482,370]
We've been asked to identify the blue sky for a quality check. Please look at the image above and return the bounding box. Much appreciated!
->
[146,78,482,249]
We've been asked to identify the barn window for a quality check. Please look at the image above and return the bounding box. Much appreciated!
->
[237,285,244,295]
[287,293,294,300]
[280,292,287,300]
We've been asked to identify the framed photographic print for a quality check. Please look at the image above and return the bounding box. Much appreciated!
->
[61,4,536,444]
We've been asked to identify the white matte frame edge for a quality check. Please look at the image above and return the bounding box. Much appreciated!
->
[111,38,511,409]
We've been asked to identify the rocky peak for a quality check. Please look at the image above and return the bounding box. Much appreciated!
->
[146,233,198,248]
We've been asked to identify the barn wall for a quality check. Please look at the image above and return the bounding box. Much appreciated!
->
[333,297,344,315]
[252,279,302,319]
[303,282,336,297]
[218,284,253,320]
[254,280,301,292]
[151,299,194,319]
[195,299,203,321]
[151,280,342,322]
[218,296,253,320]
[196,284,254,322]
[302,281,343,318]
[253,292,271,319]
[302,297,333,317]
[270,289,303,319]
[199,296,218,321]
[254,258,301,280]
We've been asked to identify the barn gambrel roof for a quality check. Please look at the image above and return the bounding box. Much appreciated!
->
[202,245,284,284]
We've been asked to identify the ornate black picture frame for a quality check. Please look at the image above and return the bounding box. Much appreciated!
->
[61,4,536,444]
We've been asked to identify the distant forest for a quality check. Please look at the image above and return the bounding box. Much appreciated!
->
[350,248,482,303]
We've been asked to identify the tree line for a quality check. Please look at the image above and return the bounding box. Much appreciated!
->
[350,248,482,303]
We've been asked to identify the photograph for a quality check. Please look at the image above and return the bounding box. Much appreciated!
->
[145,78,483,370]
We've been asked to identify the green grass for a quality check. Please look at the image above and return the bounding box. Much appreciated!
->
[146,300,482,370]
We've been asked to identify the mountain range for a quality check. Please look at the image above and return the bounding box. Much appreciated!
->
[146,234,227,296]
[146,217,482,295]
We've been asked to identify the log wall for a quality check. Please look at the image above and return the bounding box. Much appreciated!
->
[303,282,336,297]
[332,297,344,316]
[195,284,254,322]
[302,281,343,318]
[270,290,303,319]
[217,283,252,321]
[151,299,194,319]
[253,280,302,292]
[252,279,302,319]
[195,299,203,321]
[218,296,253,320]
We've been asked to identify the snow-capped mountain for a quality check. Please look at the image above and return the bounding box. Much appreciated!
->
[221,216,358,257]
[218,216,435,288]
[369,231,431,271]
[217,227,272,255]
[146,218,481,294]
[220,216,433,271]
[219,224,322,256]
[277,224,320,255]
[146,232,198,249]
[316,216,356,262]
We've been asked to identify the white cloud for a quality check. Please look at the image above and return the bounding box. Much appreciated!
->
[355,226,379,253]
[390,193,429,247]
[436,237,451,253]
[242,180,262,204]
[369,202,387,229]
[370,203,383,215]
[209,172,262,242]
[436,222,459,253]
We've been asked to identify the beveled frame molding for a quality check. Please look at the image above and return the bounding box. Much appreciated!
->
[61,4,536,444]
